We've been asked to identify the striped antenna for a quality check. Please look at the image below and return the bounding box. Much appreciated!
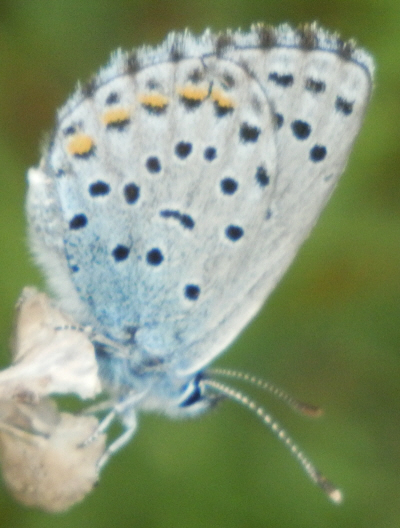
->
[209,368,323,417]
[202,375,342,504]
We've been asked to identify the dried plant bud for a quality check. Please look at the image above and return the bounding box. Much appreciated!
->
[0,287,101,400]
[0,399,106,512]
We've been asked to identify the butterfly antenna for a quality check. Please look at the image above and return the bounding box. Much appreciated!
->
[209,368,322,417]
[202,376,343,504]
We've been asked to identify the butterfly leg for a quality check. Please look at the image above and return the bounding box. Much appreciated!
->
[96,412,137,470]
[82,390,142,470]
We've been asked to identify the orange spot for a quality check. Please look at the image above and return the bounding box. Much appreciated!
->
[67,134,95,157]
[211,88,235,109]
[177,85,209,102]
[138,93,169,109]
[102,108,131,126]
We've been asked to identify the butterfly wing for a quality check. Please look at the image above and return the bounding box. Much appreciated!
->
[26,25,373,377]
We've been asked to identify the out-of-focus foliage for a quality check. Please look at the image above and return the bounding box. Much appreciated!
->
[0,1,399,526]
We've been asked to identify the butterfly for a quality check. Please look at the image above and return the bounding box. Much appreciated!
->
[1,23,373,511]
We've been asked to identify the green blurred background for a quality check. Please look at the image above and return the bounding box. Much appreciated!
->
[0,1,399,527]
